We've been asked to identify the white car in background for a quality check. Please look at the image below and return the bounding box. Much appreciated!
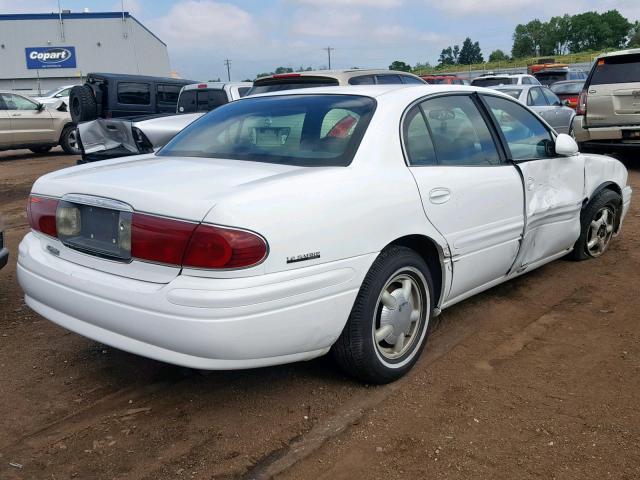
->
[31,85,76,106]
[18,85,632,384]
[471,74,540,87]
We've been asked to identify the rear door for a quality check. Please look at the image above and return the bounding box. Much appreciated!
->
[541,87,573,134]
[0,96,12,146]
[0,93,55,143]
[585,53,640,127]
[482,94,584,271]
[405,93,525,302]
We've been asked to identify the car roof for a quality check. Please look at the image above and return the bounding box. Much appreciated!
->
[182,81,253,91]
[87,72,198,84]
[255,69,424,82]
[245,84,515,102]
[597,48,640,59]
[474,73,530,79]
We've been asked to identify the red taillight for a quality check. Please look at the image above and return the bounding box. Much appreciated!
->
[183,224,267,269]
[131,213,196,266]
[197,83,208,88]
[27,195,58,237]
[272,73,301,79]
[576,89,588,115]
[130,213,267,269]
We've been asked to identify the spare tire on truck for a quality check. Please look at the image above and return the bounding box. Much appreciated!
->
[69,85,97,123]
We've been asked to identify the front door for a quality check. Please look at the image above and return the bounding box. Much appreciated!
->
[404,94,525,302]
[0,93,55,144]
[481,94,584,271]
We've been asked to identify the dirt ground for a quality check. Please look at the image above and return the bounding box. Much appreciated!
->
[0,148,639,480]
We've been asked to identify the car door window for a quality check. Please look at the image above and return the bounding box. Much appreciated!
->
[375,74,402,84]
[420,95,501,166]
[522,77,532,84]
[0,93,38,110]
[402,105,437,166]
[484,94,555,161]
[56,88,71,97]
[348,75,375,85]
[156,84,181,106]
[401,75,425,85]
[542,88,562,106]
[117,82,151,105]
[527,87,547,106]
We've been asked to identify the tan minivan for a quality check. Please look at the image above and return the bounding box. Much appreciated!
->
[572,49,640,153]
[0,91,79,155]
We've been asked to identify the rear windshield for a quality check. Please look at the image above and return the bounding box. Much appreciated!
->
[248,76,339,95]
[534,72,568,85]
[550,81,584,95]
[158,94,376,167]
[177,89,228,113]
[471,77,516,87]
[497,88,522,99]
[591,54,640,85]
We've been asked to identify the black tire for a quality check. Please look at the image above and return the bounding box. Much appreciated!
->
[60,126,81,155]
[69,85,97,123]
[569,189,621,261]
[29,146,52,154]
[331,245,434,384]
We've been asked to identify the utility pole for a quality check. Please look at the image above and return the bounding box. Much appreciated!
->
[224,59,232,81]
[323,47,334,69]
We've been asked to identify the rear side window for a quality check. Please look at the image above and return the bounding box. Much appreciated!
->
[117,82,150,105]
[375,74,402,84]
[349,75,375,85]
[499,89,522,99]
[527,87,547,106]
[159,94,376,167]
[420,95,501,166]
[542,88,561,106]
[237,87,250,97]
[484,95,554,160]
[550,81,584,95]
[471,77,515,87]
[590,54,640,85]
[522,77,533,84]
[248,77,339,95]
[403,106,437,166]
[401,75,425,85]
[157,84,181,105]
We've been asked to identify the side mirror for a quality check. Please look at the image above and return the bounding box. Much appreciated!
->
[555,133,579,156]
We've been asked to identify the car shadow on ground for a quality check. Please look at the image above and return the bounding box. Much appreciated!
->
[0,149,74,163]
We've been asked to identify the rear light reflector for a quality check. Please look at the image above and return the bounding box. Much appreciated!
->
[183,225,267,269]
[272,73,301,78]
[28,195,58,237]
[131,213,195,266]
[197,83,208,88]
[576,89,588,115]
[131,213,268,269]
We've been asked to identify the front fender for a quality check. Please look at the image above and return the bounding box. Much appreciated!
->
[583,153,628,201]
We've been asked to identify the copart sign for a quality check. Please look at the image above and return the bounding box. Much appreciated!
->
[25,46,76,69]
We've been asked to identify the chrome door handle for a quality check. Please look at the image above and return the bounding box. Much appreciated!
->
[429,187,451,204]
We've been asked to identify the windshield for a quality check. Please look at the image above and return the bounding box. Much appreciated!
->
[550,81,584,95]
[158,94,376,167]
[472,77,516,87]
[43,88,61,97]
[248,77,339,95]
[591,54,640,85]
[535,72,568,85]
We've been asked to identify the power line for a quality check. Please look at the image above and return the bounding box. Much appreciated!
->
[322,47,334,69]
[224,59,232,81]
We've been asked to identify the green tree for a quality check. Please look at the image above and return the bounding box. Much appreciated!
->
[600,10,632,49]
[629,21,640,48]
[459,37,483,64]
[452,45,460,63]
[512,23,536,58]
[488,49,508,62]
[274,66,294,74]
[438,47,455,66]
[389,60,412,72]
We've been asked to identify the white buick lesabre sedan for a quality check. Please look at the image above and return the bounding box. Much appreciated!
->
[18,85,632,384]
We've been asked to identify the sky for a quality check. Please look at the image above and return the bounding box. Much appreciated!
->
[1,0,639,81]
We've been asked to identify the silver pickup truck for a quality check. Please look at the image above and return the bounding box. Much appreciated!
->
[77,82,251,163]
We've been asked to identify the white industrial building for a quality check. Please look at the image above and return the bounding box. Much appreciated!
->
[0,11,171,93]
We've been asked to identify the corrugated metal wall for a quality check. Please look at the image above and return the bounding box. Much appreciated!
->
[0,13,171,93]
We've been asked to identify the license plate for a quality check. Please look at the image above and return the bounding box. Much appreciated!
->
[57,200,132,260]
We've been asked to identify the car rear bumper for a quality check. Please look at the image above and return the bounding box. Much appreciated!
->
[17,233,374,370]
[572,115,640,149]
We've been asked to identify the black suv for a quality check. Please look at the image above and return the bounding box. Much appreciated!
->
[69,73,197,123]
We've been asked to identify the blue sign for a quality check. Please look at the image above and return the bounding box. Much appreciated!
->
[25,46,76,69]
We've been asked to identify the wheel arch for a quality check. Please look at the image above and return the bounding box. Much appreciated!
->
[587,181,624,233]
[58,122,76,143]
[384,234,446,310]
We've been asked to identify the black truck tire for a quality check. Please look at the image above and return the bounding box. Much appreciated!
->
[69,85,97,123]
